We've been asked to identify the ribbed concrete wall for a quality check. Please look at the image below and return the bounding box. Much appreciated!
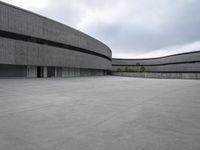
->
[0,1,112,76]
[112,51,200,73]
[0,2,111,58]
[0,37,111,70]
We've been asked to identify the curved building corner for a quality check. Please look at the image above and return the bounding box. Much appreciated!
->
[0,1,112,78]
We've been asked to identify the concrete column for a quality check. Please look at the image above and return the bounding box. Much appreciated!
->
[27,66,37,78]
[55,67,57,77]
[43,67,47,78]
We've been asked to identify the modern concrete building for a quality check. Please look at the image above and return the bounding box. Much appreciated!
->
[0,1,112,77]
[112,51,200,73]
[1,1,200,79]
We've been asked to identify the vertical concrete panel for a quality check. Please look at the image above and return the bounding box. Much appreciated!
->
[56,67,62,77]
[0,37,15,64]
[43,67,47,78]
[27,66,37,77]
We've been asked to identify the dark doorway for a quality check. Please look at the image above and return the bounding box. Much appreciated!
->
[47,67,55,77]
[0,64,27,77]
[37,67,43,78]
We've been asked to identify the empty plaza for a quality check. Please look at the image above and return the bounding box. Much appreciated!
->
[0,76,200,150]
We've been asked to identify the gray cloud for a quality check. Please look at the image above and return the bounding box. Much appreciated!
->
[87,0,200,55]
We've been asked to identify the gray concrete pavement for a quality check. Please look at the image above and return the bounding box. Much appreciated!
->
[0,76,200,150]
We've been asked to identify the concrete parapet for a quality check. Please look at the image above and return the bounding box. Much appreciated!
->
[112,72,200,80]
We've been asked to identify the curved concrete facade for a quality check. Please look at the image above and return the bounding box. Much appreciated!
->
[0,2,112,77]
[112,51,200,73]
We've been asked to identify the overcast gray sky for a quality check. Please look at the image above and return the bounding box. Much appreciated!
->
[2,0,200,58]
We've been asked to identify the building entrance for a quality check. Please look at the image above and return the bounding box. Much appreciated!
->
[37,67,44,78]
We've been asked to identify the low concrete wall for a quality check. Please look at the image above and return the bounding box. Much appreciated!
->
[112,72,200,79]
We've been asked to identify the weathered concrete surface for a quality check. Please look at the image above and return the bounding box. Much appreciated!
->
[0,76,200,150]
